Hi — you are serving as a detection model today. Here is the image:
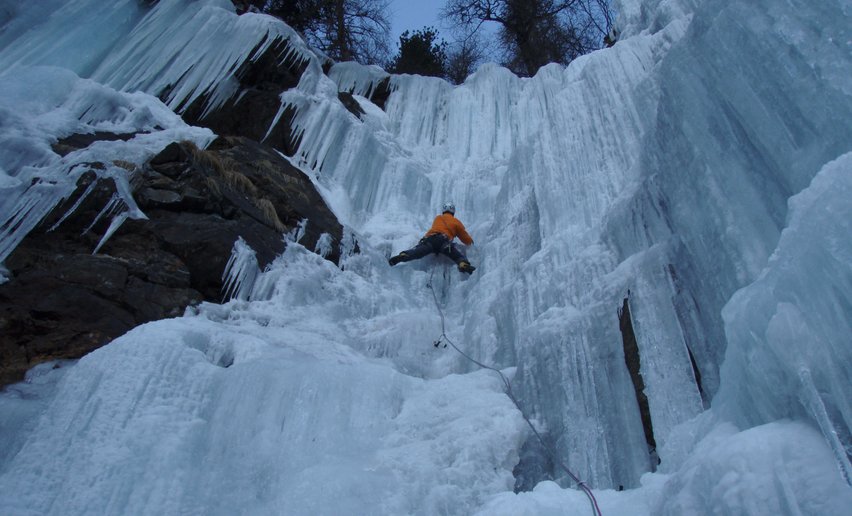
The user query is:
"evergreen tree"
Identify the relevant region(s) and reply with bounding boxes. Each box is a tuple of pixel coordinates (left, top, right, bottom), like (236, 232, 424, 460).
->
(388, 27, 448, 78)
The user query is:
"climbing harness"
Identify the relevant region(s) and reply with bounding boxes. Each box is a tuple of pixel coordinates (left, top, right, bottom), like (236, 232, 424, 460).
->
(426, 268, 603, 516)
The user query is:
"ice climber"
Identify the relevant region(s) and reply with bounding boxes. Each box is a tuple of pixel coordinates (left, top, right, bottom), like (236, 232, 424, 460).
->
(388, 203, 476, 274)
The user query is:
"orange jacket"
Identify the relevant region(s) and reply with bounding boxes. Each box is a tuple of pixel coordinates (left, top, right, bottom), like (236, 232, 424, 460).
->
(425, 213, 473, 245)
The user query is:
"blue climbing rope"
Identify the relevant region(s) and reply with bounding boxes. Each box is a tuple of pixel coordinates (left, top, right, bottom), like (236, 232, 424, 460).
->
(426, 268, 603, 516)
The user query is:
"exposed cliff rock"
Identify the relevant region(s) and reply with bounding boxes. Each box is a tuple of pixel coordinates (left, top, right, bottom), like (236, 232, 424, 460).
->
(179, 31, 393, 155)
(180, 35, 308, 156)
(0, 135, 343, 386)
(363, 76, 393, 111)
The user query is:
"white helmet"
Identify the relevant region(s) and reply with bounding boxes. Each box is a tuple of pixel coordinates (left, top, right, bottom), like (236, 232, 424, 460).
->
(441, 202, 455, 215)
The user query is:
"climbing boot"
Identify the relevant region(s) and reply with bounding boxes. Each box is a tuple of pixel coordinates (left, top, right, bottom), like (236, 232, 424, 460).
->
(458, 261, 476, 274)
(388, 252, 408, 266)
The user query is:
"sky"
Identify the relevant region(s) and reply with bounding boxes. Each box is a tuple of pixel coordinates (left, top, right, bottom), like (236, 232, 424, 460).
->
(387, 0, 500, 62)
(388, 0, 449, 45)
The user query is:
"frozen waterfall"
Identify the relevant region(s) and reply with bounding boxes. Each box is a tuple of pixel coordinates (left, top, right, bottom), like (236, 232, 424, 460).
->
(1, 0, 851, 514)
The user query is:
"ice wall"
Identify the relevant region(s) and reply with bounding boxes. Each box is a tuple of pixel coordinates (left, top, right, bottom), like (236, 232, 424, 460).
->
(1, 0, 851, 514)
(718, 153, 852, 483)
(0, 246, 527, 515)
(609, 0, 852, 397)
(279, 0, 852, 495)
(287, 3, 686, 488)
(603, 0, 852, 480)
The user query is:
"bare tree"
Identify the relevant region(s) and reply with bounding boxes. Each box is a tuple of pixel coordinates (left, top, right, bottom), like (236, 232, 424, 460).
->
(442, 0, 613, 76)
(445, 31, 487, 84)
(262, 0, 391, 65)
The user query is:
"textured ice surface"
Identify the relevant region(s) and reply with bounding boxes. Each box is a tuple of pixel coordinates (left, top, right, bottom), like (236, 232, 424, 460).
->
(1, 0, 851, 514)
(0, 245, 526, 515)
(718, 153, 852, 484)
(477, 420, 852, 516)
(0, 66, 213, 263)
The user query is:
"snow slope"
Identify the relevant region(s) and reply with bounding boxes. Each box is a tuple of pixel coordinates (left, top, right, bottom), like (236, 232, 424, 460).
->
(1, 0, 851, 514)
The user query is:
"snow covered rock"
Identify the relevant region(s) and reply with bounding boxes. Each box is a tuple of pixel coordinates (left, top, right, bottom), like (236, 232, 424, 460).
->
(0, 136, 343, 387)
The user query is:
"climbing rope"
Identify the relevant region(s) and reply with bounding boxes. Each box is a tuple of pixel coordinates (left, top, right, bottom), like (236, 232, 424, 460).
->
(426, 268, 603, 516)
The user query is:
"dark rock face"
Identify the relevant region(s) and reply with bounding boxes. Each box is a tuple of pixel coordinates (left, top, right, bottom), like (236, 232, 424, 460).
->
(618, 294, 658, 470)
(180, 36, 308, 156)
(0, 136, 343, 387)
(338, 91, 366, 119)
(366, 76, 393, 111)
(52, 131, 139, 157)
(180, 33, 395, 158)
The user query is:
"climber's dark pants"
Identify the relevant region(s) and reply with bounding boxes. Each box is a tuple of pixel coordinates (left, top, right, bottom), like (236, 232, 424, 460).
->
(398, 234, 468, 265)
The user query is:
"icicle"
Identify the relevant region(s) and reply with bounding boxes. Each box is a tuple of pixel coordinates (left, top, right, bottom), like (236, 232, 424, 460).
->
(327, 62, 389, 97)
(798, 368, 852, 486)
(92, 212, 128, 255)
(0, 180, 67, 263)
(263, 99, 292, 143)
(82, 194, 121, 236)
(314, 232, 332, 258)
(247, 270, 278, 302)
(88, 0, 316, 116)
(338, 227, 355, 256)
(48, 177, 99, 232)
(76, 163, 147, 248)
(221, 237, 260, 301)
(285, 218, 308, 244)
(106, 164, 147, 220)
